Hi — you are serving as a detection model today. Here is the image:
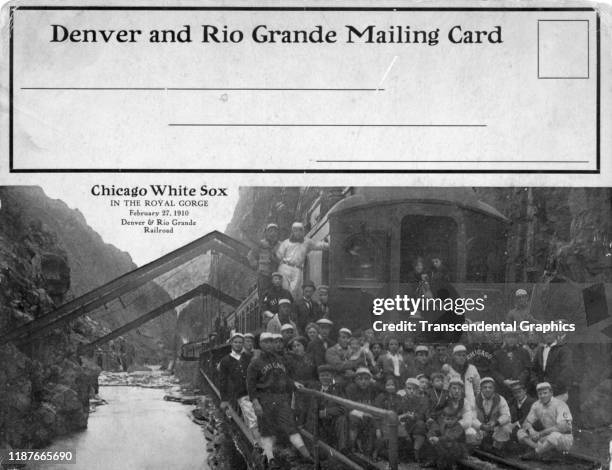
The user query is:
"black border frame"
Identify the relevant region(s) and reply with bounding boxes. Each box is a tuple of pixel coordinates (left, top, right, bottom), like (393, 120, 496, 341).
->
(8, 6, 601, 174)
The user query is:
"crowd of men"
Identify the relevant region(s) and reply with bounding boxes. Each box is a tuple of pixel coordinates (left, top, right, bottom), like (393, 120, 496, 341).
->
(213, 222, 575, 469)
(216, 291, 574, 469)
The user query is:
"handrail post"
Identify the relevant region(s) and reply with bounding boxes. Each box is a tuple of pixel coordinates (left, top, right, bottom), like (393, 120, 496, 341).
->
(311, 393, 320, 469)
(387, 411, 399, 470)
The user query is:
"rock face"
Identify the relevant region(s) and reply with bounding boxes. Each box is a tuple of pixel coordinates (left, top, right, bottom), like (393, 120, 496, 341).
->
(0, 186, 174, 447)
(1, 187, 177, 356)
(474, 188, 612, 285)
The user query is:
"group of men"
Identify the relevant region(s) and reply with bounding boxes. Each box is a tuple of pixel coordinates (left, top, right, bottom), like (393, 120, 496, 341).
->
(213, 222, 576, 468)
(216, 314, 575, 469)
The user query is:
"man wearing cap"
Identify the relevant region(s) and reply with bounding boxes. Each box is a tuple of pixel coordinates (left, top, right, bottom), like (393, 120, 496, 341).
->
(517, 382, 573, 459)
(426, 406, 468, 469)
(309, 364, 348, 451)
(492, 330, 532, 399)
(280, 323, 297, 346)
(218, 333, 261, 442)
(414, 345, 434, 378)
(246, 332, 312, 467)
(430, 343, 450, 373)
(445, 377, 477, 435)
(427, 372, 450, 425)
(473, 377, 512, 449)
(397, 377, 428, 462)
(444, 344, 481, 410)
(276, 222, 329, 299)
(506, 289, 537, 323)
(272, 333, 285, 356)
(508, 381, 536, 441)
(345, 367, 377, 453)
(294, 280, 323, 334)
(307, 318, 335, 367)
(261, 272, 293, 319)
(247, 223, 280, 303)
(242, 332, 260, 361)
(266, 298, 297, 335)
(326, 328, 362, 382)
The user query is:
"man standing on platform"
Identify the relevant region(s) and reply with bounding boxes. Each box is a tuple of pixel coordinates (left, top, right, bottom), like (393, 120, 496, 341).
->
(262, 272, 293, 319)
(247, 223, 280, 303)
(492, 330, 532, 399)
(294, 280, 322, 334)
(318, 285, 331, 319)
(533, 329, 573, 402)
(219, 333, 261, 443)
(307, 318, 335, 367)
(276, 222, 329, 299)
(247, 332, 312, 468)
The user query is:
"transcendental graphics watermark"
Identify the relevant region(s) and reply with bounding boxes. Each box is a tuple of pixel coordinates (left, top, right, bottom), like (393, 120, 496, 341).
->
(372, 319, 576, 333)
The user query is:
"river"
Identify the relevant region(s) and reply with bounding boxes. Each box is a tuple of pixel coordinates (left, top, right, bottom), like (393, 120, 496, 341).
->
(37, 386, 209, 470)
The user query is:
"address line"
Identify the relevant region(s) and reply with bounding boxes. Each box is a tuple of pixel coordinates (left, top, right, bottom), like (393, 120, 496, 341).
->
(168, 123, 487, 127)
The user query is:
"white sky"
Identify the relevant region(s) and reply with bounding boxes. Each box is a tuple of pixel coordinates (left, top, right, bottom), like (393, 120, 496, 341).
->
(40, 177, 240, 266)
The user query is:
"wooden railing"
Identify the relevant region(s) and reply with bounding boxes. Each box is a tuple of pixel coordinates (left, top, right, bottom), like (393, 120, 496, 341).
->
(198, 347, 399, 470)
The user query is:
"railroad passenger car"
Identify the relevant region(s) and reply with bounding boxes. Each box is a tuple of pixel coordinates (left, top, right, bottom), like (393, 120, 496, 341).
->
(226, 187, 513, 337)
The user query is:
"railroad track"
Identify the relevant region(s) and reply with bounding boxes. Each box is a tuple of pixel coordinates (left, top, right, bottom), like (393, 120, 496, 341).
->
(461, 448, 603, 470)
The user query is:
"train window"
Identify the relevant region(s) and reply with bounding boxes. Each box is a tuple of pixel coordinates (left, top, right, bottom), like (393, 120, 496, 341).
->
(465, 214, 507, 282)
(322, 250, 330, 285)
(400, 215, 458, 283)
(341, 232, 387, 281)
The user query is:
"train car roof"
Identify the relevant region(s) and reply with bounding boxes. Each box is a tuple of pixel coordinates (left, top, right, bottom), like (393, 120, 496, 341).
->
(327, 187, 510, 222)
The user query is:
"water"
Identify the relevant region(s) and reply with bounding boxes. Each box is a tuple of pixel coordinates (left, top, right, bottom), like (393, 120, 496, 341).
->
(38, 386, 209, 470)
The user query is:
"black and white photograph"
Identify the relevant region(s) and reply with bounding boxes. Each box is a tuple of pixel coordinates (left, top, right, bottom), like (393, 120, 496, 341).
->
(0, 185, 610, 470)
(1, 1, 611, 470)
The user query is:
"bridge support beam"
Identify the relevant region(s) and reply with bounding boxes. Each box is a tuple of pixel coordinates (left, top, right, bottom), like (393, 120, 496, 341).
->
(79, 283, 241, 353)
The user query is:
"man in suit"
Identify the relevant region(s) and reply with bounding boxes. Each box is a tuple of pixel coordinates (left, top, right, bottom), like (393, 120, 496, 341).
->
(318, 285, 331, 319)
(219, 333, 261, 442)
(307, 318, 336, 367)
(261, 272, 293, 318)
(294, 280, 322, 334)
(492, 330, 532, 399)
(326, 328, 362, 384)
(307, 364, 348, 451)
(247, 223, 280, 303)
(533, 330, 574, 402)
(377, 336, 413, 384)
(508, 381, 536, 442)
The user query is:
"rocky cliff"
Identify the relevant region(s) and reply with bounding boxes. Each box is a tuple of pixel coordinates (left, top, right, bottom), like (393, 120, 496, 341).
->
(0, 186, 175, 448)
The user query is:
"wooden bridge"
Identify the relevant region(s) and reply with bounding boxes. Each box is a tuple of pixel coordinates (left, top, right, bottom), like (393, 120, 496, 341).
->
(0, 230, 254, 350)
